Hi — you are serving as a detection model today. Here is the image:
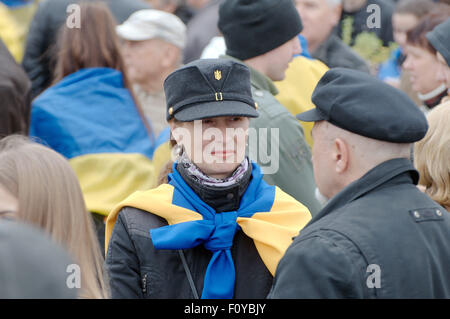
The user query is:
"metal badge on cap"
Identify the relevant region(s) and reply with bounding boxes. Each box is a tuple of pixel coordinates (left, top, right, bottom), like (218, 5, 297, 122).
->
(214, 70, 222, 81)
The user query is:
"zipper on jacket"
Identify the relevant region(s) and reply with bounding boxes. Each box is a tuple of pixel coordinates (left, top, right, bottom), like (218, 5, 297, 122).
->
(142, 273, 147, 294)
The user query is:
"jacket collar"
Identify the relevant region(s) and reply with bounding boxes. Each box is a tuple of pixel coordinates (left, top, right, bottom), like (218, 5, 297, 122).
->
(176, 160, 253, 213)
(312, 33, 339, 62)
(221, 55, 279, 95)
(309, 158, 419, 226)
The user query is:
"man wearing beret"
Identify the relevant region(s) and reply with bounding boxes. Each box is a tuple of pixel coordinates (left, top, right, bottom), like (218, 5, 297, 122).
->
(268, 68, 450, 298)
(218, 0, 322, 216)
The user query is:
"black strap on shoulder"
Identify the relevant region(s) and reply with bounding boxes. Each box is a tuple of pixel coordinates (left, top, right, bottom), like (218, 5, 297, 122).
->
(178, 250, 199, 299)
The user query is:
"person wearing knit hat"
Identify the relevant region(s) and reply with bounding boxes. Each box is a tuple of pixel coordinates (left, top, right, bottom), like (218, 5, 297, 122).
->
(218, 0, 322, 217)
(426, 18, 450, 94)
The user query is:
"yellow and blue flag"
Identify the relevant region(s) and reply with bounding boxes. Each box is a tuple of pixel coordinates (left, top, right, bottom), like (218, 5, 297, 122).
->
(106, 162, 311, 299)
(30, 67, 156, 216)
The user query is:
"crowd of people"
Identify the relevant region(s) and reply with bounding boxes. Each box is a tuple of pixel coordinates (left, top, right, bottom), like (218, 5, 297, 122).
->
(0, 0, 449, 299)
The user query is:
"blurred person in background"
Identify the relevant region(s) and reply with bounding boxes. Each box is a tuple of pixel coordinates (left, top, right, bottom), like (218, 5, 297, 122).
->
(414, 18, 450, 211)
(145, 0, 194, 24)
(403, 8, 450, 112)
(295, 0, 370, 73)
(338, 0, 395, 46)
(378, 0, 434, 99)
(414, 104, 450, 211)
(29, 2, 156, 253)
(116, 9, 186, 141)
(0, 220, 77, 299)
(0, 38, 31, 137)
(183, 0, 223, 63)
(22, 0, 150, 98)
(0, 135, 109, 298)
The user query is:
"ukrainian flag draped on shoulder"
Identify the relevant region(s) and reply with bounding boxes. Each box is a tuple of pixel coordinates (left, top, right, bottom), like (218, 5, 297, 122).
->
(29, 67, 155, 216)
(106, 162, 311, 299)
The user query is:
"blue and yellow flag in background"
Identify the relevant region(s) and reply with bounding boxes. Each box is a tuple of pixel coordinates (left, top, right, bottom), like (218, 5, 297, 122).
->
(30, 67, 157, 216)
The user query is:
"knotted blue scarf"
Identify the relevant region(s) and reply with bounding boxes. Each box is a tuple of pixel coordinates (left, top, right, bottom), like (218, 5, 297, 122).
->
(150, 162, 276, 299)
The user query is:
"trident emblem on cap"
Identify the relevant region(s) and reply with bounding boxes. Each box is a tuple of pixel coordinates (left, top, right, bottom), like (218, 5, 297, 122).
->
(214, 70, 222, 81)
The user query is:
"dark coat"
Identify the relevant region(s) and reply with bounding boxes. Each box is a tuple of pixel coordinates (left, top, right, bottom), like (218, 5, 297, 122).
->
(0, 39, 31, 136)
(105, 207, 273, 299)
(22, 0, 150, 98)
(105, 164, 273, 298)
(337, 0, 394, 47)
(268, 158, 450, 298)
(312, 34, 370, 74)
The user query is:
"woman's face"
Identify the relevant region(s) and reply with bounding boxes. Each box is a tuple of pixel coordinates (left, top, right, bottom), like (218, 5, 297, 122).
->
(403, 45, 444, 94)
(170, 116, 250, 179)
(0, 185, 17, 220)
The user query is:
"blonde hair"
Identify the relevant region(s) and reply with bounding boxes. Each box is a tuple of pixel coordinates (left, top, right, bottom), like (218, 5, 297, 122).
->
(0, 135, 109, 298)
(414, 103, 450, 210)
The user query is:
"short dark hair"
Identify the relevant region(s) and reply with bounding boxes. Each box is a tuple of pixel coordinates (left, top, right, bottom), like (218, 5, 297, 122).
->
(406, 5, 450, 53)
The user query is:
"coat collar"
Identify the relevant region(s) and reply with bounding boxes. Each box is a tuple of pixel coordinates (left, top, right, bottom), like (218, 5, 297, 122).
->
(175, 159, 252, 213)
(221, 55, 279, 96)
(308, 158, 419, 226)
(311, 33, 339, 63)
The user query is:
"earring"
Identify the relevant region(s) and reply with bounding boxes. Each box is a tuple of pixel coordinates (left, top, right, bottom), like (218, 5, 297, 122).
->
(174, 144, 184, 156)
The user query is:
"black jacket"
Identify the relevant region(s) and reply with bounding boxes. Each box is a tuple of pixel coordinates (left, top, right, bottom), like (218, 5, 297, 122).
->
(312, 34, 370, 74)
(105, 164, 273, 298)
(22, 0, 150, 98)
(268, 158, 450, 298)
(0, 39, 31, 136)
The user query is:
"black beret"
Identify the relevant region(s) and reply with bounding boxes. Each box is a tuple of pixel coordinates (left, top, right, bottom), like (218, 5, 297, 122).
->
(218, 0, 303, 61)
(164, 58, 259, 122)
(297, 68, 428, 143)
(426, 18, 450, 66)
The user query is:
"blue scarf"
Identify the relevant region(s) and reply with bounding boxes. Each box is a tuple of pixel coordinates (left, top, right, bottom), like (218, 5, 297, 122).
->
(150, 162, 276, 299)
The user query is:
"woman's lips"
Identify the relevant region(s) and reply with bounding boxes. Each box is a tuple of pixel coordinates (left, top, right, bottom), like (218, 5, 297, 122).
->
(210, 151, 236, 159)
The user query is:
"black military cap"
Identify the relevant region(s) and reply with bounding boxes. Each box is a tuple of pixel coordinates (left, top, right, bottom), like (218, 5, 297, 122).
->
(164, 58, 259, 122)
(297, 68, 428, 143)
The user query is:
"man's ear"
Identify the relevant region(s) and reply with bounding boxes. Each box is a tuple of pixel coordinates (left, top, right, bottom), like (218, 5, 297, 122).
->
(333, 137, 349, 174)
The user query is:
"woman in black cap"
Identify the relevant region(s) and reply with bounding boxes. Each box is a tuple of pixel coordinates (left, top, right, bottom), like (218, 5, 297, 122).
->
(402, 8, 450, 111)
(104, 58, 311, 299)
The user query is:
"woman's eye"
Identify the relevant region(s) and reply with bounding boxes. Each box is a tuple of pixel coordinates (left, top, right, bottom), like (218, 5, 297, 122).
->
(230, 117, 242, 122)
(202, 119, 214, 125)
